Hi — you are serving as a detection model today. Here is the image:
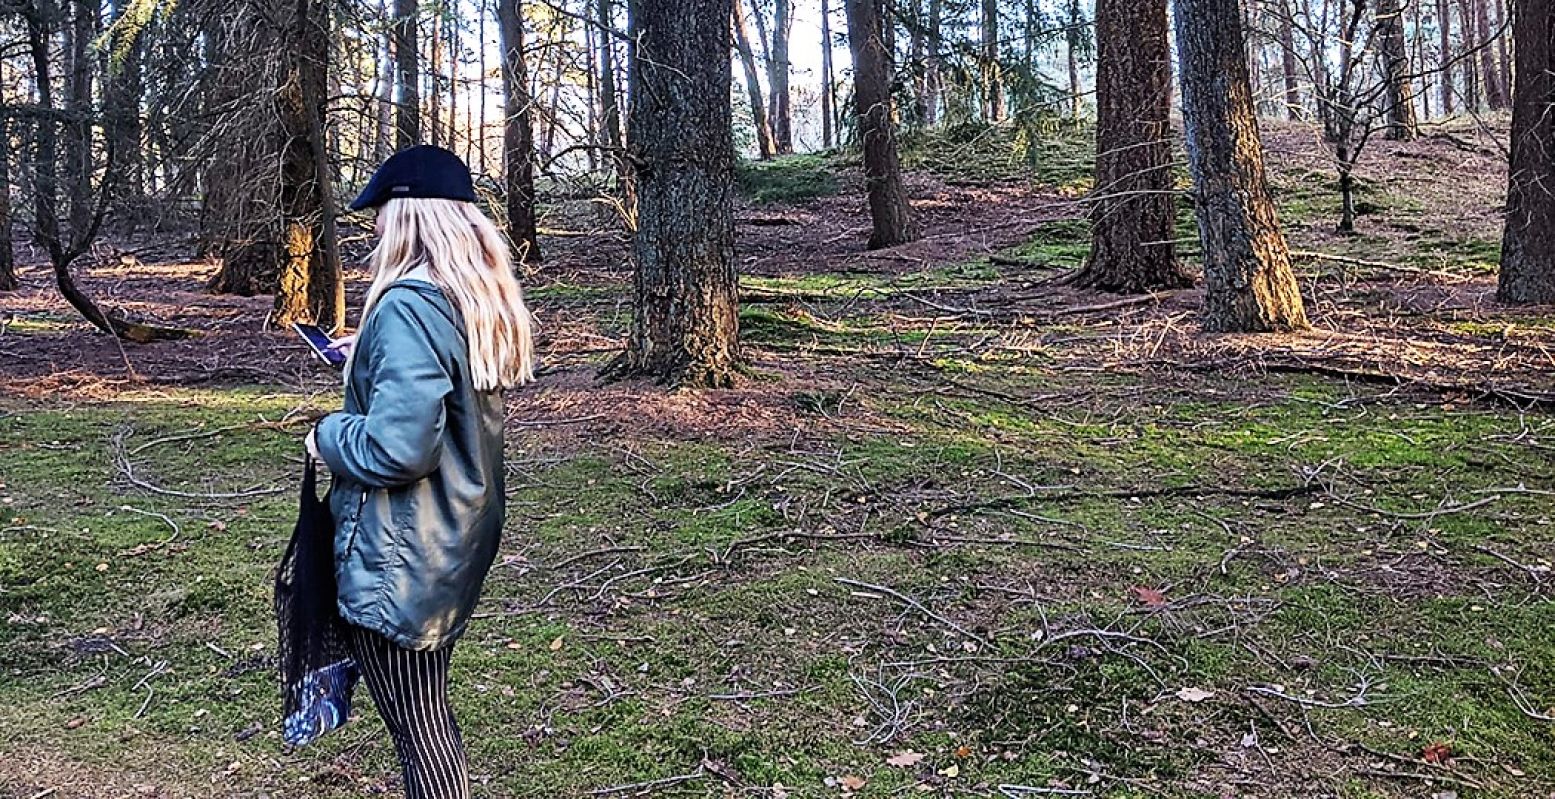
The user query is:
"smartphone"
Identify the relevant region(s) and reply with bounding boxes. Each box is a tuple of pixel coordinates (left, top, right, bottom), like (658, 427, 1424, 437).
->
(292, 323, 347, 367)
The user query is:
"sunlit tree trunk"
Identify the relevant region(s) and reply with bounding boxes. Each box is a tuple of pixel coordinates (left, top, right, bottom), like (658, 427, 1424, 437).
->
(394, 0, 422, 148)
(1378, 0, 1419, 140)
(1077, 0, 1187, 293)
(1498, 0, 1555, 304)
(614, 0, 740, 387)
(847, 0, 919, 249)
(273, 0, 343, 331)
(733, 0, 776, 159)
(768, 0, 794, 153)
(1279, 0, 1300, 119)
(980, 0, 1004, 121)
(821, 0, 836, 146)
(1174, 0, 1310, 332)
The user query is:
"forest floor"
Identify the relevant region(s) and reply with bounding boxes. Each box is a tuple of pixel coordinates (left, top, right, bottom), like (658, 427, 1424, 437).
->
(2, 117, 1553, 799)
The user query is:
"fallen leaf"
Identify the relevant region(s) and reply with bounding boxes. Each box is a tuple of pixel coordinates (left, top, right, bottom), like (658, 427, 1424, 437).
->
(64, 716, 87, 729)
(1131, 586, 1168, 607)
(954, 744, 973, 759)
(937, 764, 960, 778)
(1176, 686, 1215, 703)
(886, 751, 924, 768)
(840, 774, 867, 790)
(548, 636, 564, 652)
(1422, 741, 1454, 764)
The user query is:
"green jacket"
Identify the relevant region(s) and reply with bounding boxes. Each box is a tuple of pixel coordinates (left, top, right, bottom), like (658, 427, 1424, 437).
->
(315, 280, 506, 651)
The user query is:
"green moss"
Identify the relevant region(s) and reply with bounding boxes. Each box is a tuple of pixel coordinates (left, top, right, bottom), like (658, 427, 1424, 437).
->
(737, 154, 840, 204)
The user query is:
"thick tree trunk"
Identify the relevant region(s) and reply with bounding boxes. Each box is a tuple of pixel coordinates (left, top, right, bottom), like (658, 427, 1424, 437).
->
(768, 0, 794, 153)
(1476, 0, 1507, 109)
(1378, 0, 1420, 140)
(847, 0, 919, 249)
(1076, 0, 1188, 294)
(980, 0, 1004, 121)
(1439, 0, 1456, 115)
(395, 0, 422, 148)
(733, 0, 777, 159)
(822, 0, 836, 147)
(1173, 0, 1310, 332)
(273, 0, 343, 331)
(1498, 0, 1555, 304)
(616, 0, 740, 387)
(498, 0, 541, 263)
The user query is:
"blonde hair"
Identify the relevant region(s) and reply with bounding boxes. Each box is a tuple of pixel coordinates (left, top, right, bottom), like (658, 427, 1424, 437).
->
(358, 198, 536, 391)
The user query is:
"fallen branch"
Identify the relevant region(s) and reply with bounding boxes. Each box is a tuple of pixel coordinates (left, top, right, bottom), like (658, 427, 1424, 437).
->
(836, 577, 991, 648)
(1290, 249, 1472, 282)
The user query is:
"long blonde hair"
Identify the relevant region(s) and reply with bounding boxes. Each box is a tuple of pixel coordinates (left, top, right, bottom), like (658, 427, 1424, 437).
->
(359, 198, 536, 391)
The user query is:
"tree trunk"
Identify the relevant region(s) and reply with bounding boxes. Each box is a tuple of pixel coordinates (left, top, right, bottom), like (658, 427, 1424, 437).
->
(847, 0, 919, 249)
(1476, 0, 1507, 109)
(1457, 0, 1482, 111)
(980, 0, 1004, 121)
(0, 108, 14, 291)
(498, 0, 541, 263)
(1498, 0, 1555, 304)
(909, 0, 927, 125)
(273, 0, 343, 331)
(1279, 1, 1300, 120)
(1494, 0, 1512, 108)
(395, 0, 422, 148)
(822, 0, 836, 147)
(1439, 0, 1456, 115)
(615, 0, 740, 387)
(924, 0, 941, 126)
(1077, 0, 1188, 294)
(65, 0, 97, 234)
(1378, 0, 1420, 140)
(1065, 0, 1082, 118)
(768, 0, 794, 153)
(1173, 0, 1310, 332)
(106, 0, 146, 205)
(733, 0, 777, 159)
(376, 0, 396, 160)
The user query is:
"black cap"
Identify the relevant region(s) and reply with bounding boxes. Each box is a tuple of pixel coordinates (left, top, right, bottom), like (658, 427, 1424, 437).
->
(349, 145, 479, 211)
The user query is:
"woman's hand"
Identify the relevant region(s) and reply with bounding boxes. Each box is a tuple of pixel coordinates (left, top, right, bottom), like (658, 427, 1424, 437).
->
(326, 334, 357, 361)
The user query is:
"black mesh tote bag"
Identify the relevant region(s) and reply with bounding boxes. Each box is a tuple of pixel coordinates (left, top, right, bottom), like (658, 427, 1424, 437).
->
(274, 457, 359, 746)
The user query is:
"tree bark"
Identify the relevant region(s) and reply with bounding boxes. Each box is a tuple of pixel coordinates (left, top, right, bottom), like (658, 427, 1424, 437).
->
(1173, 0, 1310, 332)
(273, 0, 343, 331)
(615, 0, 741, 387)
(1493, 0, 1511, 108)
(106, 0, 146, 205)
(1279, 0, 1300, 120)
(1456, 0, 1482, 111)
(923, 0, 941, 126)
(1378, 0, 1420, 140)
(65, 0, 97, 234)
(376, 0, 396, 160)
(980, 0, 1004, 121)
(1475, 0, 1507, 109)
(1498, 0, 1555, 304)
(822, 0, 836, 147)
(1065, 0, 1082, 118)
(1439, 0, 1456, 115)
(395, 0, 422, 148)
(0, 106, 14, 291)
(1076, 0, 1188, 294)
(733, 0, 777, 159)
(768, 0, 794, 153)
(847, 0, 919, 249)
(498, 0, 541, 263)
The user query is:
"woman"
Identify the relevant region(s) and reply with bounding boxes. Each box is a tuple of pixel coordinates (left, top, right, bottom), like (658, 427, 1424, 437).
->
(305, 145, 535, 799)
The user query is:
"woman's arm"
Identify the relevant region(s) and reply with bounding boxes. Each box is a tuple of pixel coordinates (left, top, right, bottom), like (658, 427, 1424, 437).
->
(314, 294, 455, 488)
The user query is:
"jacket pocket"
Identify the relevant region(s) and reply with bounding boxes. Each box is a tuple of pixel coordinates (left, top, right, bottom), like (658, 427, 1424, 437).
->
(337, 489, 369, 559)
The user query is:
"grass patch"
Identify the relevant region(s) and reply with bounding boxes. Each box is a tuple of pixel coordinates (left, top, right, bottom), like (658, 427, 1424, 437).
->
(737, 154, 840, 204)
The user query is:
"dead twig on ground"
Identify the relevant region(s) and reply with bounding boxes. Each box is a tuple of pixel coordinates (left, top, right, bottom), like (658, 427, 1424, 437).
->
(836, 577, 991, 648)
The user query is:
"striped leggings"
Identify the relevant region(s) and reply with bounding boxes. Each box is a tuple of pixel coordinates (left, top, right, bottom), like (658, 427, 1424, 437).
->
(346, 625, 470, 799)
